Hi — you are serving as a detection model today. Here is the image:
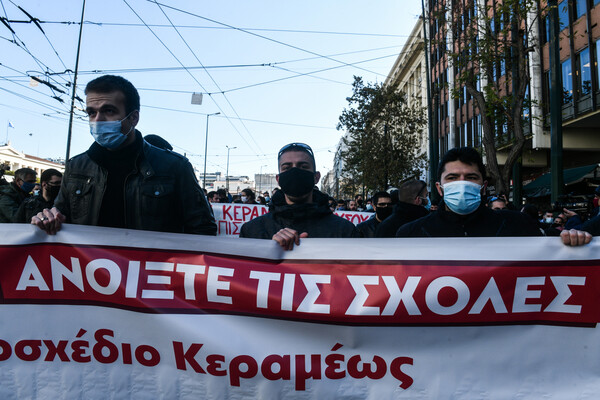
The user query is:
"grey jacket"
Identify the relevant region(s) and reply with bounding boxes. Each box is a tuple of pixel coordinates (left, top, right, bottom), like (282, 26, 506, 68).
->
(54, 134, 217, 235)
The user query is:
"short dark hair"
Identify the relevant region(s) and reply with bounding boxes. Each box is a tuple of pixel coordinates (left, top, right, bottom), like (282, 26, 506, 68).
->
(40, 168, 62, 184)
(207, 190, 217, 199)
(372, 191, 391, 206)
(14, 167, 36, 181)
(85, 75, 140, 114)
(277, 143, 316, 170)
(398, 180, 427, 203)
(437, 147, 486, 182)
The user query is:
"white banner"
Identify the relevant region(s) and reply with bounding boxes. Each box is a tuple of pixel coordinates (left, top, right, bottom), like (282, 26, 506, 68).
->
(1, 224, 599, 399)
(211, 203, 372, 236)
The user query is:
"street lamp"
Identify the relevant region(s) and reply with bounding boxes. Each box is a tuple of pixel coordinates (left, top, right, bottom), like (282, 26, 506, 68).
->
(226, 145, 236, 192)
(202, 112, 220, 189)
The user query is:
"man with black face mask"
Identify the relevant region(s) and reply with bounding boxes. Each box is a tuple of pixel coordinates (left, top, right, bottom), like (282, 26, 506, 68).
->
(395, 147, 591, 246)
(375, 180, 430, 238)
(13, 169, 62, 223)
(356, 191, 392, 238)
(239, 143, 359, 250)
(0, 167, 37, 223)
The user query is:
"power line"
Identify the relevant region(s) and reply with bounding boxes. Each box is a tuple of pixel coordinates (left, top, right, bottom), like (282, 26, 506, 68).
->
(142, 104, 336, 130)
(28, 19, 416, 38)
(152, 0, 264, 154)
(123, 0, 263, 157)
(146, 0, 390, 78)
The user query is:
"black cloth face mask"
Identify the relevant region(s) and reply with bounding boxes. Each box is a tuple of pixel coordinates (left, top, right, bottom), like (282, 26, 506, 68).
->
(278, 167, 315, 197)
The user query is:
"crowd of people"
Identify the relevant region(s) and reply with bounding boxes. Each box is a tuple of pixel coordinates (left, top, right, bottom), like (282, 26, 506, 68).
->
(0, 74, 594, 251)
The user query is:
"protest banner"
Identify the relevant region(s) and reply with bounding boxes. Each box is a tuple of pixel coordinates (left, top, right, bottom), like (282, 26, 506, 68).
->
(1, 224, 599, 398)
(211, 203, 371, 236)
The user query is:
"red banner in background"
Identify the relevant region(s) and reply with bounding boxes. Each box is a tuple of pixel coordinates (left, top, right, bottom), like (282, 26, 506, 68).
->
(210, 203, 372, 236)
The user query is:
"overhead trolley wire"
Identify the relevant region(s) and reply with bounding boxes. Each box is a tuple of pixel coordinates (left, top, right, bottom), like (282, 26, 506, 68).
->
(145, 0, 391, 79)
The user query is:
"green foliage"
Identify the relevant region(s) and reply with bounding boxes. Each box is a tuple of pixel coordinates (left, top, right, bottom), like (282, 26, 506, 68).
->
(337, 76, 426, 195)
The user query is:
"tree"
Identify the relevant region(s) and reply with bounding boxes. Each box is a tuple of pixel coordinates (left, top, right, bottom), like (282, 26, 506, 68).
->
(436, 0, 541, 195)
(337, 76, 426, 197)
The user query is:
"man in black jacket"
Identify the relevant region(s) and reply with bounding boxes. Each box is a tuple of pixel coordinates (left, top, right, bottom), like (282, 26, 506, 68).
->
(356, 191, 392, 238)
(13, 168, 62, 223)
(396, 147, 591, 246)
(240, 143, 359, 249)
(32, 75, 216, 235)
(375, 180, 430, 238)
(0, 167, 36, 223)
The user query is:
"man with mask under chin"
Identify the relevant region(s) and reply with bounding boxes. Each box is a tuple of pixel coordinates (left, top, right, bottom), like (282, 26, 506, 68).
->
(31, 74, 216, 236)
(396, 147, 592, 246)
(239, 142, 359, 250)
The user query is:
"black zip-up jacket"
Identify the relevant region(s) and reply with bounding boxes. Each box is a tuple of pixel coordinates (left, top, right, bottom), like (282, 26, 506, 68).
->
(395, 204, 542, 237)
(375, 201, 429, 238)
(54, 131, 216, 235)
(239, 189, 360, 239)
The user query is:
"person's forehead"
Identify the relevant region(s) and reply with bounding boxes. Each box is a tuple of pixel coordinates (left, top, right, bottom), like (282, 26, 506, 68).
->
(86, 90, 126, 108)
(441, 161, 482, 178)
(278, 150, 314, 167)
(378, 197, 392, 203)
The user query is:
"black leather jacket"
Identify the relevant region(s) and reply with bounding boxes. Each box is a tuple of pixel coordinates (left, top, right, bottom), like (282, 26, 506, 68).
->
(54, 132, 217, 235)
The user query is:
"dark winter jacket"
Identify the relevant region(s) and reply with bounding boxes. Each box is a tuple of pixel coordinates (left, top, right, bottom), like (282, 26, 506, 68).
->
(0, 182, 29, 223)
(356, 216, 379, 238)
(54, 131, 216, 235)
(13, 195, 53, 223)
(375, 201, 429, 238)
(396, 204, 542, 237)
(239, 189, 360, 239)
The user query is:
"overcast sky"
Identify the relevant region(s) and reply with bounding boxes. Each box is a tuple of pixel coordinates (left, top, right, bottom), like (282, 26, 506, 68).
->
(0, 0, 423, 181)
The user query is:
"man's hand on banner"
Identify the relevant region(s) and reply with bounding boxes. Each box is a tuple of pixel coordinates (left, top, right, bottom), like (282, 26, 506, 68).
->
(560, 229, 592, 246)
(31, 207, 66, 235)
(272, 228, 308, 251)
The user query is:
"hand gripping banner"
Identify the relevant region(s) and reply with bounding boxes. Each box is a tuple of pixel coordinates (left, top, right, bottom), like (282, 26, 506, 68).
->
(0, 224, 599, 399)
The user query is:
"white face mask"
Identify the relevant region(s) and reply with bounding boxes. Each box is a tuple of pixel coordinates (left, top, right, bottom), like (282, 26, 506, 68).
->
(241, 196, 248, 202)
(544, 217, 553, 224)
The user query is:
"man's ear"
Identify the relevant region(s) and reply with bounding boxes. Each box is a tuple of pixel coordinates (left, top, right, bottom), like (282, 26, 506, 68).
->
(314, 171, 321, 184)
(129, 110, 140, 127)
(436, 181, 443, 197)
(482, 181, 488, 193)
(276, 174, 280, 185)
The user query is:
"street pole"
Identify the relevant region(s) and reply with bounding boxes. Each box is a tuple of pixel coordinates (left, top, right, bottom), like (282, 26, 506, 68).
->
(65, 0, 86, 161)
(421, 0, 437, 201)
(203, 112, 220, 189)
(259, 164, 267, 193)
(226, 145, 236, 192)
(548, 0, 564, 204)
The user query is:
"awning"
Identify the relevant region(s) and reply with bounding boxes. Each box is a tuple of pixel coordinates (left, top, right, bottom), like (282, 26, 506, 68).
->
(523, 164, 599, 197)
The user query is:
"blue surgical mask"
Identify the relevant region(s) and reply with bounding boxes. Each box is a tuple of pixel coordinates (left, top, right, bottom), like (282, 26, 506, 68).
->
(421, 196, 431, 210)
(442, 181, 482, 215)
(89, 112, 135, 150)
(20, 181, 36, 193)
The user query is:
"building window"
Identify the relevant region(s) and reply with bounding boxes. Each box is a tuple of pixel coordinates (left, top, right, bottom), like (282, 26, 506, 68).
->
(575, 0, 587, 19)
(558, 0, 569, 29)
(562, 59, 573, 104)
(596, 40, 600, 90)
(577, 48, 592, 96)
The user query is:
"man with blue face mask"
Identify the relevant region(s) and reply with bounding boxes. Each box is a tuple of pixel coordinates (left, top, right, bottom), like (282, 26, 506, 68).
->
(32, 75, 216, 236)
(0, 167, 37, 223)
(396, 147, 592, 246)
